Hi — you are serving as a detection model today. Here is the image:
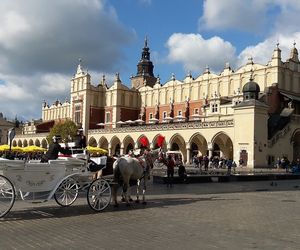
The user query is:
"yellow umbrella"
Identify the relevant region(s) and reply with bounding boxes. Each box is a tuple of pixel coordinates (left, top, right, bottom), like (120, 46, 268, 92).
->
(11, 146, 23, 152)
(85, 145, 108, 154)
(22, 145, 47, 152)
(0, 144, 10, 151)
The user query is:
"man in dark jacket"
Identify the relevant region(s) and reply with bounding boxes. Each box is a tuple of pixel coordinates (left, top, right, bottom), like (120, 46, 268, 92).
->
(74, 130, 87, 148)
(41, 135, 70, 162)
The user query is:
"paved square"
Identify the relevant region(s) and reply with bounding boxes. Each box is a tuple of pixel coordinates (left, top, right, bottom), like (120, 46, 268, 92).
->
(1, 180, 300, 250)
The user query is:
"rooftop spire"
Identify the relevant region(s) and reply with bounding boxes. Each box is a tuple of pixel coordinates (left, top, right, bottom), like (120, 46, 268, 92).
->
(76, 58, 85, 76)
(289, 41, 299, 62)
(136, 37, 154, 76)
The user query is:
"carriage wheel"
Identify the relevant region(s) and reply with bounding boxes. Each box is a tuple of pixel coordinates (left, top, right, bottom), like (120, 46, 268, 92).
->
(54, 177, 79, 207)
(87, 178, 111, 212)
(0, 175, 15, 218)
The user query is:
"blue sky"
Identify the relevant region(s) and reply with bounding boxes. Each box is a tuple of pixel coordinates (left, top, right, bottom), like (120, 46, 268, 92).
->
(1, 0, 300, 121)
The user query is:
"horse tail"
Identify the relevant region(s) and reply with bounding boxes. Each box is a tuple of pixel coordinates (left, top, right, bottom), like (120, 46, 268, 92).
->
(113, 157, 122, 182)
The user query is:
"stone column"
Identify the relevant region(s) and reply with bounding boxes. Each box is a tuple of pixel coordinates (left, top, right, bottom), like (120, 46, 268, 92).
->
(186, 142, 191, 165)
(108, 143, 112, 156)
(208, 142, 213, 159)
(167, 142, 171, 151)
(120, 143, 124, 156)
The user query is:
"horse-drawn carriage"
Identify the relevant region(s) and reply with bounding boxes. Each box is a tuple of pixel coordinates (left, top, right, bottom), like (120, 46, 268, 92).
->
(0, 146, 160, 218)
(0, 154, 112, 218)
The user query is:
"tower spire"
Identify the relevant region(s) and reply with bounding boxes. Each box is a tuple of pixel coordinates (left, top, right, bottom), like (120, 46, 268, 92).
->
(131, 37, 157, 89)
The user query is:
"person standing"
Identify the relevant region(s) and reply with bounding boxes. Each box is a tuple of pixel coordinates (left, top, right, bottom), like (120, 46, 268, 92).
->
(203, 155, 209, 172)
(226, 159, 233, 175)
(75, 130, 87, 148)
(166, 154, 175, 187)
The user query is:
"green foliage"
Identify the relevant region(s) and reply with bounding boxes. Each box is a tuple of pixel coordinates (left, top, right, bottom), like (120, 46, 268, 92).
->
(47, 120, 78, 144)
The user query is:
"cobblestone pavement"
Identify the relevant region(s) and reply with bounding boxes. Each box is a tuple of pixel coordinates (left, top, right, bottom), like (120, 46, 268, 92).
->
(1, 179, 300, 250)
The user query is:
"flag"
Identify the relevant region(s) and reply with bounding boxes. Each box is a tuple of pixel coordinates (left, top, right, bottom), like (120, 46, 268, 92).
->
(157, 135, 165, 147)
(139, 136, 149, 147)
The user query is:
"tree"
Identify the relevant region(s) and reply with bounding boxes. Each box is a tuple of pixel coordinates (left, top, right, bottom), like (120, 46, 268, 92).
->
(47, 119, 78, 144)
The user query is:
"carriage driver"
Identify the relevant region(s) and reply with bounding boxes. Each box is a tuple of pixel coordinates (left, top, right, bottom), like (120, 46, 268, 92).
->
(41, 135, 70, 162)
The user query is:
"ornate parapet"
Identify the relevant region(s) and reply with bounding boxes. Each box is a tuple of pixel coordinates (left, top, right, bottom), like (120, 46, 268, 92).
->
(14, 133, 49, 139)
(89, 119, 234, 134)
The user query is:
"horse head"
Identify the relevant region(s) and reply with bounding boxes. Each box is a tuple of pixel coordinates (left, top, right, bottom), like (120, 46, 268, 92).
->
(143, 148, 160, 169)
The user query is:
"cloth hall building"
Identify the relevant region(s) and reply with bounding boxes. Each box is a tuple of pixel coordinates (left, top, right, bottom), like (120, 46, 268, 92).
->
(14, 40, 300, 168)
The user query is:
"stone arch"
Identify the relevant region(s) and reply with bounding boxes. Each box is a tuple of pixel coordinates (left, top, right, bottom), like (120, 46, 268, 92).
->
(291, 129, 300, 161)
(110, 136, 121, 156)
(23, 139, 28, 147)
(29, 139, 34, 146)
(123, 135, 135, 154)
(12, 140, 17, 146)
(98, 137, 109, 150)
(211, 131, 233, 159)
(152, 134, 167, 151)
(169, 133, 186, 162)
(88, 137, 97, 147)
(41, 139, 48, 149)
(17, 140, 22, 147)
(136, 134, 150, 149)
(189, 132, 208, 157)
(35, 139, 40, 147)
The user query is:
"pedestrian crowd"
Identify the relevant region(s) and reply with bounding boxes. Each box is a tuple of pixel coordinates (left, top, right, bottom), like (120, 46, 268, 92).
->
(192, 155, 237, 174)
(276, 156, 300, 173)
(0, 151, 44, 161)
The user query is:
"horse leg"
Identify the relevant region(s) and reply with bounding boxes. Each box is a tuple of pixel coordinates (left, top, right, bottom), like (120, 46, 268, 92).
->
(122, 189, 133, 202)
(122, 178, 130, 206)
(121, 191, 126, 202)
(142, 177, 147, 205)
(135, 179, 140, 203)
(112, 183, 119, 207)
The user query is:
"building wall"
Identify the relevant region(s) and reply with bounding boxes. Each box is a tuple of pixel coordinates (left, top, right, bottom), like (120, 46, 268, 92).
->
(14, 45, 300, 167)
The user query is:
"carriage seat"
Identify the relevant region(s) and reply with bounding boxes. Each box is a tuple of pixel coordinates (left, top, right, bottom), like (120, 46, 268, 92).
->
(88, 156, 107, 172)
(50, 157, 86, 168)
(0, 158, 25, 170)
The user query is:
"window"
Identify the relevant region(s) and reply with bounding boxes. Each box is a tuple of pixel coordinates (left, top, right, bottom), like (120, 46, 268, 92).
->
(194, 108, 199, 115)
(149, 113, 153, 119)
(211, 103, 218, 113)
(74, 104, 81, 124)
(105, 112, 111, 123)
(178, 110, 182, 116)
(163, 111, 167, 118)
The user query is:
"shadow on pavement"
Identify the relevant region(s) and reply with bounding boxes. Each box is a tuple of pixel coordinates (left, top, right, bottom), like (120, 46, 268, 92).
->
(1, 195, 241, 221)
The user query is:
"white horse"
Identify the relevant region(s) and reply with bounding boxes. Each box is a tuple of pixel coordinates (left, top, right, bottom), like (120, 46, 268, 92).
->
(112, 149, 159, 206)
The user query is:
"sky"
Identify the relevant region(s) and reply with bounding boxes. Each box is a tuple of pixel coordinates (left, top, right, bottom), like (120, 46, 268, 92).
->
(1, 0, 300, 121)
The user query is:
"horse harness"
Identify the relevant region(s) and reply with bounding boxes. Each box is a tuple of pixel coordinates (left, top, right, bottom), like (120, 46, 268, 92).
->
(137, 153, 153, 175)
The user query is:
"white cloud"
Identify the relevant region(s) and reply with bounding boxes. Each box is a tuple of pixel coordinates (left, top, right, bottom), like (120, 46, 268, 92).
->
(0, 0, 135, 120)
(0, 0, 135, 75)
(199, 0, 270, 33)
(166, 33, 236, 74)
(0, 11, 31, 49)
(165, 31, 300, 79)
(199, 0, 300, 35)
(238, 32, 300, 66)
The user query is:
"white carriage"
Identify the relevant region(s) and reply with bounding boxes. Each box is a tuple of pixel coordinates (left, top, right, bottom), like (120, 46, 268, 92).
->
(0, 156, 112, 218)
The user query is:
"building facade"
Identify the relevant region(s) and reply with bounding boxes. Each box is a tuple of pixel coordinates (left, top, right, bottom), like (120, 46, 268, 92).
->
(0, 113, 15, 145)
(14, 40, 300, 168)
